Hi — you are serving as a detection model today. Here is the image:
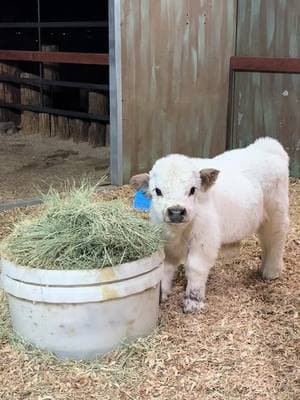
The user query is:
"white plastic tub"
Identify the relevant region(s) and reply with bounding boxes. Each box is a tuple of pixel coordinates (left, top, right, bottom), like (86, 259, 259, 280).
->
(0, 251, 164, 360)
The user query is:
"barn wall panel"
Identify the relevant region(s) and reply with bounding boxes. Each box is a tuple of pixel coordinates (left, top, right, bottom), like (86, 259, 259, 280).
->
(232, 0, 300, 177)
(120, 0, 236, 181)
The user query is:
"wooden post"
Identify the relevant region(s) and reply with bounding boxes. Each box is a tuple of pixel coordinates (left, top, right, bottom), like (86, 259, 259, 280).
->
(88, 91, 108, 146)
(42, 45, 59, 107)
(0, 62, 20, 124)
(20, 72, 40, 134)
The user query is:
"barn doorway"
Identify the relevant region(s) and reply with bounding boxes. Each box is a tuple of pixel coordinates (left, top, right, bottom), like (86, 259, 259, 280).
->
(0, 0, 109, 203)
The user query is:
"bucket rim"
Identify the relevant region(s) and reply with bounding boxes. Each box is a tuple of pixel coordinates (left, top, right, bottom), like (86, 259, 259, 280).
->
(0, 249, 165, 286)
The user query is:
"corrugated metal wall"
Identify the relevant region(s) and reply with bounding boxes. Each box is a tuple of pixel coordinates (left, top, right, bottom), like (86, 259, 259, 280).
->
(232, 0, 300, 177)
(120, 0, 236, 182)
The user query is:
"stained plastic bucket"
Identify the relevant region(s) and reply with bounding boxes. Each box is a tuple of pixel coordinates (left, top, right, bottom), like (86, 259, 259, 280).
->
(0, 251, 164, 360)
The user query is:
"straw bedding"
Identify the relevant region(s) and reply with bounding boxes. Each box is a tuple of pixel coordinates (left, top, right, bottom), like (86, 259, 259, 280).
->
(0, 180, 299, 400)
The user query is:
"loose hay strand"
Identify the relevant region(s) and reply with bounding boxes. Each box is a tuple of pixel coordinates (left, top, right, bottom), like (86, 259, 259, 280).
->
(1, 182, 163, 269)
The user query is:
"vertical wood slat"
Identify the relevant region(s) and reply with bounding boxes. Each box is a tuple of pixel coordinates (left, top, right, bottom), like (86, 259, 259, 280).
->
(69, 118, 89, 143)
(20, 72, 40, 134)
(57, 116, 70, 140)
(88, 92, 108, 147)
(42, 45, 60, 107)
(50, 115, 59, 137)
(0, 62, 20, 124)
(39, 113, 51, 136)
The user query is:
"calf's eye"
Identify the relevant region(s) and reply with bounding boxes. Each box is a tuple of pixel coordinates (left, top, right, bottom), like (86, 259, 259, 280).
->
(189, 187, 196, 196)
(155, 188, 163, 196)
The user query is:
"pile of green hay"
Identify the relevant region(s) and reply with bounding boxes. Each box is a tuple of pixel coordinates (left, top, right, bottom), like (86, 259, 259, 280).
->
(1, 183, 163, 270)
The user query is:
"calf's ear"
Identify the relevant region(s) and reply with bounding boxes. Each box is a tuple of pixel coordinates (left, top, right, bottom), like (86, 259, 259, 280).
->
(129, 173, 150, 190)
(200, 168, 220, 191)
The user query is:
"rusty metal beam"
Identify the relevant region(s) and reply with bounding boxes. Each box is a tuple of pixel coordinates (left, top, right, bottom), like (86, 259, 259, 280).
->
(0, 50, 109, 65)
(230, 56, 300, 74)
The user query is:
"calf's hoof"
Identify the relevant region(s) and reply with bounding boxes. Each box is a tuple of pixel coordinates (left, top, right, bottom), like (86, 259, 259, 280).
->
(183, 298, 205, 313)
(159, 286, 171, 304)
(261, 268, 281, 281)
(260, 263, 282, 281)
(182, 289, 205, 313)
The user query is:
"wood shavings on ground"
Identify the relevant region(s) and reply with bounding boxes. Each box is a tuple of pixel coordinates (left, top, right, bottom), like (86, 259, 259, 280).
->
(0, 180, 299, 400)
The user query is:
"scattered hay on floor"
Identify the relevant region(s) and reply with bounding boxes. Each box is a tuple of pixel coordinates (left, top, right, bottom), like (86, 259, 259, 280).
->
(0, 180, 299, 400)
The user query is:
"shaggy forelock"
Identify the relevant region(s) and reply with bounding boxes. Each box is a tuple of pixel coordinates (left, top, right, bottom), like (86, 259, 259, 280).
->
(150, 155, 198, 192)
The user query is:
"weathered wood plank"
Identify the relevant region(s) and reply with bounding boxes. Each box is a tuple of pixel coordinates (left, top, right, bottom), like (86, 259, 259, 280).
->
(0, 62, 20, 124)
(42, 45, 60, 107)
(0, 50, 109, 65)
(231, 56, 300, 74)
(232, 0, 300, 177)
(120, 0, 236, 181)
(20, 72, 40, 134)
(87, 92, 107, 146)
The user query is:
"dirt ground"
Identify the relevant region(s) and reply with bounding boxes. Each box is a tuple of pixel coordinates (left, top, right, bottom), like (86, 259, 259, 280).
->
(0, 131, 109, 202)
(0, 181, 299, 400)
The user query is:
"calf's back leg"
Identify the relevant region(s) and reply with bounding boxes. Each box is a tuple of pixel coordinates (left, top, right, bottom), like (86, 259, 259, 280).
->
(258, 180, 289, 280)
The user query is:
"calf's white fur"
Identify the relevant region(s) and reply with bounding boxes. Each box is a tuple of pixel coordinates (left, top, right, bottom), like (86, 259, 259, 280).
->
(130, 137, 289, 313)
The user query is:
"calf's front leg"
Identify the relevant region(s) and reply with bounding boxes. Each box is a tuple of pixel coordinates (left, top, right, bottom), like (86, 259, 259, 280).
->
(160, 260, 177, 302)
(183, 249, 217, 313)
(160, 243, 185, 302)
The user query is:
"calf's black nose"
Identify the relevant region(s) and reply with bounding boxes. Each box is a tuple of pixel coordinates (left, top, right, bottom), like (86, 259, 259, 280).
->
(167, 206, 186, 223)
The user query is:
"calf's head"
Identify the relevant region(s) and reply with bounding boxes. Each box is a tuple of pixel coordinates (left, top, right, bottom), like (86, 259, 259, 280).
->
(130, 155, 219, 225)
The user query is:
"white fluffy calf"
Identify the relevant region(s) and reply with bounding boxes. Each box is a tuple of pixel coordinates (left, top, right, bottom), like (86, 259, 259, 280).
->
(130, 138, 289, 313)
